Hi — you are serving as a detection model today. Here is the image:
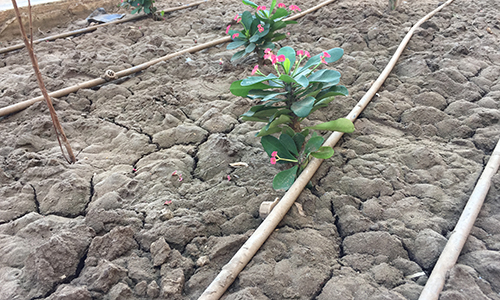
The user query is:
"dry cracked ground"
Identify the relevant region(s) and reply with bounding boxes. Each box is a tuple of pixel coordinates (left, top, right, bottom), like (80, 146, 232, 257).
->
(1, 0, 500, 299)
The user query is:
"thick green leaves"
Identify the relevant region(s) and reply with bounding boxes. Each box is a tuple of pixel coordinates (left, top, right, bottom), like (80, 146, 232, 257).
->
(231, 50, 246, 61)
(311, 146, 334, 159)
(323, 48, 344, 64)
(261, 135, 295, 160)
(230, 80, 270, 96)
(279, 74, 296, 84)
(280, 133, 298, 155)
(242, 0, 258, 8)
(227, 40, 247, 50)
(273, 166, 298, 191)
(304, 135, 324, 154)
(306, 118, 355, 133)
(308, 69, 341, 84)
(316, 85, 349, 100)
(292, 132, 305, 151)
(242, 74, 278, 86)
(256, 126, 282, 137)
(271, 7, 288, 20)
(245, 43, 256, 53)
(291, 96, 315, 118)
(295, 74, 309, 88)
(241, 11, 253, 29)
(261, 92, 287, 102)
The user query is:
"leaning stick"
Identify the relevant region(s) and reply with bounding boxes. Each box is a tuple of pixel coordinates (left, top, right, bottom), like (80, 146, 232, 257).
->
(0, 0, 209, 54)
(11, 0, 76, 163)
(198, 0, 456, 299)
(0, 0, 333, 117)
(418, 139, 500, 300)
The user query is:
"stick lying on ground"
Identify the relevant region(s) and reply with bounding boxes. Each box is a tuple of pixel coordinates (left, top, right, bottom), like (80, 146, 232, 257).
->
(418, 139, 500, 300)
(11, 0, 76, 163)
(198, 0, 456, 298)
(0, 0, 209, 54)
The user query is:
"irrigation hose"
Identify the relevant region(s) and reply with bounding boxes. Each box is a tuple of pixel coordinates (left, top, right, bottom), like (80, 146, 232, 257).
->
(0, 0, 209, 55)
(198, 0, 456, 299)
(418, 140, 500, 300)
(0, 0, 334, 117)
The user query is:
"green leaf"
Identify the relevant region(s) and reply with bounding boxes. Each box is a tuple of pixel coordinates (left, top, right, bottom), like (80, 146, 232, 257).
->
(242, 74, 278, 86)
(230, 80, 271, 97)
(261, 92, 287, 102)
(269, 0, 277, 13)
(131, 6, 141, 14)
(227, 40, 247, 50)
(283, 58, 291, 74)
(271, 20, 286, 31)
(273, 166, 299, 191)
(241, 11, 253, 29)
(304, 136, 324, 154)
(308, 69, 341, 84)
(277, 46, 296, 67)
(279, 74, 296, 84)
(311, 146, 334, 159)
(231, 50, 247, 61)
(245, 43, 256, 53)
(316, 85, 349, 100)
(242, 0, 258, 8)
(290, 96, 315, 118)
(282, 125, 295, 137)
(261, 135, 295, 160)
(241, 116, 268, 122)
(306, 118, 355, 133)
(293, 133, 305, 150)
(256, 126, 282, 137)
(280, 133, 298, 155)
(242, 106, 279, 118)
(271, 7, 289, 20)
(295, 74, 309, 88)
(323, 48, 344, 64)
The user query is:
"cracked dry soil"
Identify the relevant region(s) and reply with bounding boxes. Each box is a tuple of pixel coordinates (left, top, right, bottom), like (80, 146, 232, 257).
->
(1, 0, 500, 299)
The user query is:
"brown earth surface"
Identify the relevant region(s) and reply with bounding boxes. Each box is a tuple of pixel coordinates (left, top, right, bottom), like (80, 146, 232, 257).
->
(1, 0, 500, 299)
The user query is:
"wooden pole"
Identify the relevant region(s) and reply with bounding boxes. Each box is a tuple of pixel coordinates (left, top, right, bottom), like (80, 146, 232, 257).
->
(11, 0, 76, 163)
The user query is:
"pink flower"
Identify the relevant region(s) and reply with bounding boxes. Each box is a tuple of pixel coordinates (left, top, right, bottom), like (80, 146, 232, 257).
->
(323, 51, 331, 58)
(305, 51, 311, 58)
(227, 175, 231, 181)
(164, 200, 172, 205)
(178, 175, 183, 182)
(271, 151, 278, 157)
(277, 3, 286, 8)
(270, 157, 277, 165)
(232, 33, 239, 39)
(172, 170, 177, 176)
(271, 54, 278, 65)
(258, 24, 264, 33)
(320, 55, 328, 64)
(237, 17, 242, 23)
(257, 5, 266, 11)
(264, 48, 272, 54)
(251, 65, 259, 75)
(234, 14, 239, 21)
(289, 4, 301, 11)
(226, 25, 231, 34)
(137, 3, 140, 5)
(297, 50, 304, 56)
(277, 55, 285, 62)
(132, 168, 137, 173)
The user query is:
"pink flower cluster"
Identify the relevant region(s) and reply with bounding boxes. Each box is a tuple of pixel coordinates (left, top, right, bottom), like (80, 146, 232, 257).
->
(263, 48, 285, 65)
(251, 65, 259, 75)
(297, 49, 311, 58)
(289, 4, 301, 11)
(172, 170, 183, 182)
(320, 51, 331, 64)
(234, 14, 242, 23)
(257, 5, 266, 11)
(258, 24, 264, 33)
(270, 151, 278, 165)
(277, 3, 286, 8)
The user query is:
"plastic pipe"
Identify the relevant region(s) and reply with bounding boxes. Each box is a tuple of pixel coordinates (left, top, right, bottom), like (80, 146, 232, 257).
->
(418, 139, 500, 300)
(0, 0, 209, 54)
(198, 0, 456, 299)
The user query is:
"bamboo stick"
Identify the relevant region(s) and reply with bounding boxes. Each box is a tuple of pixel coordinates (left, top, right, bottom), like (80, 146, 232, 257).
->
(0, 0, 209, 54)
(198, 0, 456, 299)
(418, 140, 500, 300)
(11, 0, 76, 163)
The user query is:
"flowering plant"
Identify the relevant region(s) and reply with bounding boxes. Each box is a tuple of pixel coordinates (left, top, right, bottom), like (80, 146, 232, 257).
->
(120, 0, 158, 15)
(226, 0, 299, 61)
(231, 47, 355, 190)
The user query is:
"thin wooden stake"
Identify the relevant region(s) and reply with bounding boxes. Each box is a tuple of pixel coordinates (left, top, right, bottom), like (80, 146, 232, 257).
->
(11, 0, 76, 163)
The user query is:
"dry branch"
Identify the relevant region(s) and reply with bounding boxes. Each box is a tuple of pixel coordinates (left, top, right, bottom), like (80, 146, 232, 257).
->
(11, 0, 76, 163)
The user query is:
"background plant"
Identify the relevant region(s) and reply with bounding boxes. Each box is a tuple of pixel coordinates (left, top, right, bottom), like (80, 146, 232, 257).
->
(120, 0, 159, 15)
(231, 46, 355, 190)
(226, 0, 299, 61)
